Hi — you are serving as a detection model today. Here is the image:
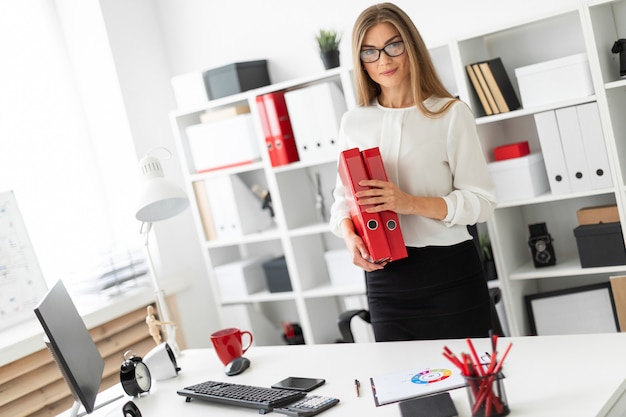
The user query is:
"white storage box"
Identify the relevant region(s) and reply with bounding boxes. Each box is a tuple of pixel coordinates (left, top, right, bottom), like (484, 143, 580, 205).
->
(214, 257, 270, 299)
(515, 53, 594, 108)
(487, 153, 549, 202)
(324, 249, 365, 289)
(186, 113, 261, 173)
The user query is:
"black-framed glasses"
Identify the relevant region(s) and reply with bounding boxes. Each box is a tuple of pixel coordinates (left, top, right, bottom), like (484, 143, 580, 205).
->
(360, 41, 405, 63)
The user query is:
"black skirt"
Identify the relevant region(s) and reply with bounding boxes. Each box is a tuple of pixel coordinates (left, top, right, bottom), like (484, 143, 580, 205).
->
(365, 240, 492, 342)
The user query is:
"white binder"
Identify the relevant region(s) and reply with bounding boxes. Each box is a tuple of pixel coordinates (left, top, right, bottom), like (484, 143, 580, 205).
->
(284, 82, 347, 163)
(555, 106, 592, 193)
(576, 102, 613, 190)
(534, 110, 571, 194)
(204, 175, 273, 239)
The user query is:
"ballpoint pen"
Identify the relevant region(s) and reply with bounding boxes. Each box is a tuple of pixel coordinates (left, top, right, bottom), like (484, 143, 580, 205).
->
(354, 379, 360, 397)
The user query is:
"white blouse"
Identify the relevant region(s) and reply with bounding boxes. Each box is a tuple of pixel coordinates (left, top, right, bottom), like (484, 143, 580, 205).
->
(329, 96, 497, 248)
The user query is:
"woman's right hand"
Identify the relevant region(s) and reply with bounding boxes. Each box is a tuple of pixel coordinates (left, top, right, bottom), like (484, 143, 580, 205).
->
(341, 219, 387, 272)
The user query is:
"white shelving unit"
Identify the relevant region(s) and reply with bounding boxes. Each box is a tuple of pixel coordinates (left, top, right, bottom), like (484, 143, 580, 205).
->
(170, 0, 626, 344)
(457, 0, 626, 337)
(171, 67, 365, 345)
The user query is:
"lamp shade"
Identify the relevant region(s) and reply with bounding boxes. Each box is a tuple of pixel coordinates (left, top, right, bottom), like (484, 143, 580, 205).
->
(136, 153, 189, 222)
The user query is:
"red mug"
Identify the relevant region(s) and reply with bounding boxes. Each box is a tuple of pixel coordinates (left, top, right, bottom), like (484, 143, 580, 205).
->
(210, 327, 254, 365)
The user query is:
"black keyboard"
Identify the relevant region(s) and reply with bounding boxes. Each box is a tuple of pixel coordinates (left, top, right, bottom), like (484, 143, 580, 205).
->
(177, 380, 339, 416)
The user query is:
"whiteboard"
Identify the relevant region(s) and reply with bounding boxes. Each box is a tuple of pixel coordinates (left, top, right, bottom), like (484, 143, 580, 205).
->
(0, 191, 48, 330)
(526, 283, 619, 336)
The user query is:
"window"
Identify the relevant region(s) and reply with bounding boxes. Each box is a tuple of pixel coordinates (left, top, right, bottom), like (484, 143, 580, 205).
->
(0, 2, 143, 300)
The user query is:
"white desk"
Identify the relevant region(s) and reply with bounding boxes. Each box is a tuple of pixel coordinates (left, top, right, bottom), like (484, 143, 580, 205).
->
(70, 333, 626, 417)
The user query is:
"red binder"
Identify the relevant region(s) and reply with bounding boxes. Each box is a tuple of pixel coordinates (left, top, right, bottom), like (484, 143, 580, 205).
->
(261, 91, 300, 167)
(361, 147, 408, 261)
(255, 95, 280, 167)
(338, 148, 391, 263)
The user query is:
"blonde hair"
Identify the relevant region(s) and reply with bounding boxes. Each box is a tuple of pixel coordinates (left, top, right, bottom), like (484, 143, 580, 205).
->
(351, 2, 456, 116)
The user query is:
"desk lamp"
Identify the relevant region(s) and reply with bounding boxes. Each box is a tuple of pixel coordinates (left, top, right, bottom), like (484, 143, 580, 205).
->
(135, 147, 189, 357)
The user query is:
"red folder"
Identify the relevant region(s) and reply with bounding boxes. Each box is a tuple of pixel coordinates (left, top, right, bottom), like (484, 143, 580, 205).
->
(361, 147, 408, 261)
(261, 91, 300, 167)
(255, 95, 280, 167)
(338, 148, 391, 263)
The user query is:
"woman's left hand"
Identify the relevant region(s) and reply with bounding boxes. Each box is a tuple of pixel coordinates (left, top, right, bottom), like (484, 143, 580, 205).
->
(355, 179, 413, 214)
(356, 179, 448, 220)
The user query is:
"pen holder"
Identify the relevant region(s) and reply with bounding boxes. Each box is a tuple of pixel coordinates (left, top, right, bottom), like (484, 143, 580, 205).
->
(464, 371, 510, 417)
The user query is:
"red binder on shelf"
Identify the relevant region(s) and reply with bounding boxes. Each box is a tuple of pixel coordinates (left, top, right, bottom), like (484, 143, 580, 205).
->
(361, 147, 408, 261)
(259, 91, 300, 167)
(255, 95, 280, 167)
(338, 148, 391, 263)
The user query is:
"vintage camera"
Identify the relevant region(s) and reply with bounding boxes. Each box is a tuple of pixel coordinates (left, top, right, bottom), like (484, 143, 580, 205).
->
(528, 223, 556, 267)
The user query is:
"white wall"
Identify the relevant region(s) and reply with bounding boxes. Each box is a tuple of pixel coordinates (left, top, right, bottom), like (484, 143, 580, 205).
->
(97, 0, 219, 348)
(154, 0, 585, 83)
(84, 0, 587, 348)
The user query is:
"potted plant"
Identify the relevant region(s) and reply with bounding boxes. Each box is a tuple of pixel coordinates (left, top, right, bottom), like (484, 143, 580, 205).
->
(479, 233, 498, 281)
(316, 29, 341, 70)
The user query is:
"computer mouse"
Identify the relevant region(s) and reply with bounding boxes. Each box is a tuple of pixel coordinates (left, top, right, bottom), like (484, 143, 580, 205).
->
(224, 356, 250, 376)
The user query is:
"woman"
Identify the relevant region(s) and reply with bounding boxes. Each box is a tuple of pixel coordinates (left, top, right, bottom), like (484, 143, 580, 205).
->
(329, 3, 497, 342)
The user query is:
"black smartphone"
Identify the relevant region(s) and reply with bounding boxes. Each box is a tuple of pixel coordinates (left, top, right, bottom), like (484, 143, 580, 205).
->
(271, 377, 326, 392)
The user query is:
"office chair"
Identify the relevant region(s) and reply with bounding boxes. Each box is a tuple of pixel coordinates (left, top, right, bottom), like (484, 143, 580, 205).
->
(336, 287, 505, 343)
(337, 309, 371, 343)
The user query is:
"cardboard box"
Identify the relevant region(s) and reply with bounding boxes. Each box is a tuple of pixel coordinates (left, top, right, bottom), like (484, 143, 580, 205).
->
(214, 257, 270, 299)
(203, 60, 270, 100)
(573, 222, 626, 268)
(577, 204, 620, 225)
(610, 275, 626, 332)
(261, 256, 292, 293)
(515, 53, 594, 108)
(324, 249, 366, 289)
(487, 153, 550, 202)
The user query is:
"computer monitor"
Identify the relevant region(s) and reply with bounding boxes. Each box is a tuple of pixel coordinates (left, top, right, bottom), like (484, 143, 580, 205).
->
(33, 280, 104, 416)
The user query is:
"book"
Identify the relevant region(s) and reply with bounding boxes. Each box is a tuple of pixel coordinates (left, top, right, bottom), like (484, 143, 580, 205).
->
(477, 58, 521, 113)
(338, 148, 392, 263)
(465, 64, 492, 115)
(398, 392, 458, 417)
(361, 147, 408, 261)
(472, 63, 499, 114)
(370, 362, 465, 406)
(192, 181, 217, 241)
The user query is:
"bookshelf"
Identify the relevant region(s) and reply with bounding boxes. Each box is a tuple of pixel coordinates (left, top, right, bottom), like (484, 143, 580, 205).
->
(456, 0, 626, 336)
(170, 0, 626, 343)
(170, 67, 363, 345)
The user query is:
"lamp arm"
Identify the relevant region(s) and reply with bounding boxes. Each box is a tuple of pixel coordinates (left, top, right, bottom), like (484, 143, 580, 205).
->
(140, 221, 179, 356)
(141, 222, 162, 294)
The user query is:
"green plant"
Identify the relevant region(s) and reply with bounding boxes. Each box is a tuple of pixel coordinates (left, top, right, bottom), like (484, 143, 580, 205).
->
(316, 29, 341, 53)
(479, 233, 493, 262)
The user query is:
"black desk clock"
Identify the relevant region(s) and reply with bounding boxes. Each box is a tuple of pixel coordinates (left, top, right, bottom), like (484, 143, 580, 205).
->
(120, 351, 152, 397)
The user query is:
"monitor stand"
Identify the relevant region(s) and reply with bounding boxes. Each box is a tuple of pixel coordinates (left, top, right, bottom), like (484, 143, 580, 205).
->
(68, 394, 124, 417)
(69, 401, 80, 417)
